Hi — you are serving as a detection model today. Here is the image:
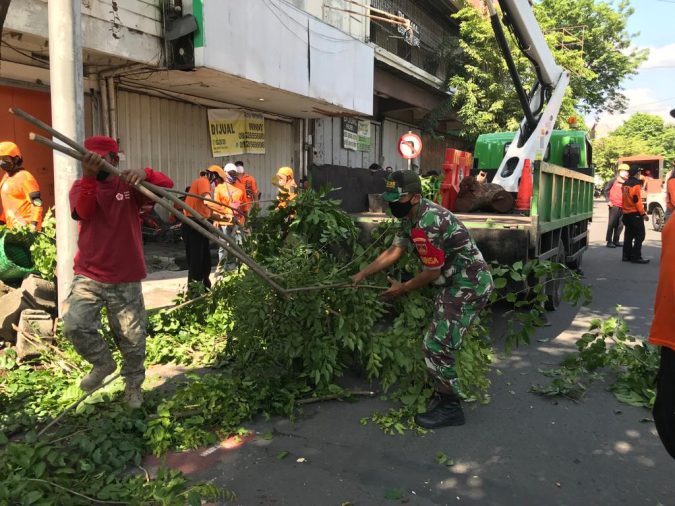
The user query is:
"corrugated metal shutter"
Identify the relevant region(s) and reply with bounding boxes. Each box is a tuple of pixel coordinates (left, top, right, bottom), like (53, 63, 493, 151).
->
(381, 119, 422, 172)
(313, 118, 380, 169)
(116, 90, 295, 202)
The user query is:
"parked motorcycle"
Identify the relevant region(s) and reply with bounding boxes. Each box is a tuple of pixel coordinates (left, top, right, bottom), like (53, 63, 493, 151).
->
(140, 202, 182, 243)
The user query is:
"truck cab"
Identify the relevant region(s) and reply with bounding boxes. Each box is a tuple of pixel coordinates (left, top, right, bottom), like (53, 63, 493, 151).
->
(616, 155, 666, 231)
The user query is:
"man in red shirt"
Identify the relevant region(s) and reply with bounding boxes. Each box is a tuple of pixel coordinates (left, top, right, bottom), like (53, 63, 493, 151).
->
(603, 164, 628, 248)
(0, 141, 43, 230)
(62, 136, 173, 408)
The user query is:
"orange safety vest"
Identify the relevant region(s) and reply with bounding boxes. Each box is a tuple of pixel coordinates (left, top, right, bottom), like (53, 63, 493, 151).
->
(0, 169, 42, 229)
(211, 182, 243, 226)
(649, 216, 675, 351)
(621, 178, 645, 215)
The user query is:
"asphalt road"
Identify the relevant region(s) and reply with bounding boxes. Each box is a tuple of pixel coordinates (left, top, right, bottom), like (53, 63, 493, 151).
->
(199, 201, 672, 506)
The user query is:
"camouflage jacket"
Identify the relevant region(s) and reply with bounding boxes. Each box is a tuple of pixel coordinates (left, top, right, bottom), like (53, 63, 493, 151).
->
(393, 199, 492, 288)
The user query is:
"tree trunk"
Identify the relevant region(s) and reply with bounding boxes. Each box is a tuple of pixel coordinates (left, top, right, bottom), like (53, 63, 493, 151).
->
(455, 176, 514, 213)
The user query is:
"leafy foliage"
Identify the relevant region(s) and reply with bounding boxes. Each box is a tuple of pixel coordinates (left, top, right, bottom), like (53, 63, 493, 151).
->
(432, 1, 645, 140)
(4, 208, 57, 281)
(531, 309, 659, 407)
(593, 113, 675, 180)
(0, 190, 592, 502)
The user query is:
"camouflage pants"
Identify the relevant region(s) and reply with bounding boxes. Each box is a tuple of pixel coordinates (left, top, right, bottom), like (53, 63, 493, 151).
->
(423, 271, 494, 396)
(62, 275, 147, 386)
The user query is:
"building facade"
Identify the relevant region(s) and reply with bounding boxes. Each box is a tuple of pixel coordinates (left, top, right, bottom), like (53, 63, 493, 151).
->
(0, 0, 470, 211)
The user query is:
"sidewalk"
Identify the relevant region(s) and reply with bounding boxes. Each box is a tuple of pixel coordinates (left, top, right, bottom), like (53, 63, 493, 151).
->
(142, 240, 218, 310)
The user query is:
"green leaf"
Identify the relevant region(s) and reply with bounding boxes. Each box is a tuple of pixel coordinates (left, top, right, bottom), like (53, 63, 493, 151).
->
(276, 451, 289, 460)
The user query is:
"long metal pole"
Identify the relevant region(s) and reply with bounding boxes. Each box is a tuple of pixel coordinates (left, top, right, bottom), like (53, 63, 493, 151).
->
(48, 0, 84, 313)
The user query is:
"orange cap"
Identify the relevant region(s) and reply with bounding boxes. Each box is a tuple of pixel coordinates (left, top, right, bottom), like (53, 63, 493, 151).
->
(0, 141, 21, 158)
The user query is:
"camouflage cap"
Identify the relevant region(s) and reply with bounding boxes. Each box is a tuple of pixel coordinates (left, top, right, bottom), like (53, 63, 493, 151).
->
(382, 170, 422, 202)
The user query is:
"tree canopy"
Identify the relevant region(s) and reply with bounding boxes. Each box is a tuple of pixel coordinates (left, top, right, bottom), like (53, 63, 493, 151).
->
(593, 113, 675, 180)
(437, 0, 646, 141)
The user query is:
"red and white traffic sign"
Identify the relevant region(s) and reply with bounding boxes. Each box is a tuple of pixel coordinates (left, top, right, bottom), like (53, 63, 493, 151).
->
(398, 132, 422, 160)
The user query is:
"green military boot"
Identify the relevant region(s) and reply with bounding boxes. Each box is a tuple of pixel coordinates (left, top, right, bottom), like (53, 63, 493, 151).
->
(79, 360, 116, 392)
(124, 382, 144, 409)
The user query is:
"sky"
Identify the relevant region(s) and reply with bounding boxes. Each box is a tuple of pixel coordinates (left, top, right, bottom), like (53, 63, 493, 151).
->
(592, 0, 675, 136)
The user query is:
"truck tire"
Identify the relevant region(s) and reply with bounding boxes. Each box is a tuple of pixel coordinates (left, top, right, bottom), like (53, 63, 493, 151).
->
(544, 241, 566, 311)
(652, 205, 665, 232)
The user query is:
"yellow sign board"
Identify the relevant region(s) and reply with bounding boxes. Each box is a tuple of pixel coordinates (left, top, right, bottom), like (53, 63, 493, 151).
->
(207, 109, 265, 157)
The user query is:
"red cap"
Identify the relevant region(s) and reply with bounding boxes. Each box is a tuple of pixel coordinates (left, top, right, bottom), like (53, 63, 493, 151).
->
(84, 136, 119, 156)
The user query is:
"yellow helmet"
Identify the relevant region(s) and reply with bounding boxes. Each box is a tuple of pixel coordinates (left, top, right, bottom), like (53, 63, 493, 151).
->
(0, 141, 21, 158)
(277, 166, 294, 179)
(618, 163, 630, 173)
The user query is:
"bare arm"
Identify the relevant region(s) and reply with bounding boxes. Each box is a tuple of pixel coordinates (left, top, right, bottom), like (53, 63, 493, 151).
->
(351, 245, 405, 284)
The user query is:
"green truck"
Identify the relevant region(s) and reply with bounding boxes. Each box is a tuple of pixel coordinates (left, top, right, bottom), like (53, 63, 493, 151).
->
(465, 129, 594, 269)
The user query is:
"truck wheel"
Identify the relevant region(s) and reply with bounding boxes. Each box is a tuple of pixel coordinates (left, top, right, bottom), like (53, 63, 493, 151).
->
(544, 241, 566, 311)
(652, 205, 665, 232)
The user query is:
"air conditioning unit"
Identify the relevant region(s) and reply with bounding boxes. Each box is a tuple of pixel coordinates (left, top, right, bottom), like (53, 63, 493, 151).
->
(162, 0, 198, 71)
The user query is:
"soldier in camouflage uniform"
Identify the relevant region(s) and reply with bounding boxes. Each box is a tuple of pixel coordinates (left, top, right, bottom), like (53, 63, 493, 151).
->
(352, 170, 493, 428)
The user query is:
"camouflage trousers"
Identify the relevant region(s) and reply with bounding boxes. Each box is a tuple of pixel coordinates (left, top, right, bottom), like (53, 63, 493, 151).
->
(62, 275, 147, 386)
(423, 271, 494, 396)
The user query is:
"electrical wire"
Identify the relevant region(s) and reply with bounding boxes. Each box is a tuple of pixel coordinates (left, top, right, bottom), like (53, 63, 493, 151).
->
(260, 0, 349, 55)
(264, 0, 360, 44)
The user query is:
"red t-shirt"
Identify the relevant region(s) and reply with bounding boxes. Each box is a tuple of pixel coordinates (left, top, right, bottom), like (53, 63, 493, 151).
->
(69, 169, 173, 283)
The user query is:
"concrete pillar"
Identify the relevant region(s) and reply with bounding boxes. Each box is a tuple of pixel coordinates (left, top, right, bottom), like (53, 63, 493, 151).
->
(48, 0, 84, 313)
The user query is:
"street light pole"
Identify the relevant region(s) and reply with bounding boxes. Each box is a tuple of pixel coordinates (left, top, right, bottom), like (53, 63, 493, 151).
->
(48, 0, 84, 312)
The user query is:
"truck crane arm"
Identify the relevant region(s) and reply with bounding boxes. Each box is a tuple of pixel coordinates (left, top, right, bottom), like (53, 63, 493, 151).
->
(487, 0, 570, 193)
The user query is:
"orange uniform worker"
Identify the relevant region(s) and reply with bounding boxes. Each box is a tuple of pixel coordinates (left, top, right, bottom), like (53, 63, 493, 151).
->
(648, 215, 675, 460)
(275, 166, 297, 208)
(183, 167, 220, 289)
(209, 164, 244, 273)
(665, 167, 675, 223)
(621, 166, 649, 264)
(233, 161, 259, 220)
(0, 142, 43, 230)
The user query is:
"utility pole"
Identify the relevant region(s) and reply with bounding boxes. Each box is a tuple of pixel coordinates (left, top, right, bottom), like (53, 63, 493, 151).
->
(48, 0, 84, 312)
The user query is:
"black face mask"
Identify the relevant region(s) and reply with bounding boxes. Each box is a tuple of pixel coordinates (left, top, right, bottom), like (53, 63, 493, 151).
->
(389, 200, 413, 219)
(0, 160, 15, 172)
(96, 170, 110, 181)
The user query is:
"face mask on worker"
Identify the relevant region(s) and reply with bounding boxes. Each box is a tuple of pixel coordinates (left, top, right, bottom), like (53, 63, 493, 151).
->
(389, 197, 414, 219)
(96, 170, 110, 181)
(227, 173, 237, 184)
(0, 159, 16, 173)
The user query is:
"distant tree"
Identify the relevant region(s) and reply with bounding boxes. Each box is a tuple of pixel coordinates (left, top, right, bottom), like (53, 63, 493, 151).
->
(593, 113, 675, 180)
(593, 135, 652, 180)
(431, 0, 646, 141)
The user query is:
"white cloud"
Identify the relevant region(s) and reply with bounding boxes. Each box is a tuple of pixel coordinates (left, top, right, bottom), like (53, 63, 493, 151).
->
(591, 87, 675, 138)
(640, 43, 675, 70)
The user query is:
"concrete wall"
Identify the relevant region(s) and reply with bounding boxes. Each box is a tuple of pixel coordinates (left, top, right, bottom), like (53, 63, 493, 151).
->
(5, 0, 162, 65)
(199, 0, 374, 115)
(286, 0, 370, 42)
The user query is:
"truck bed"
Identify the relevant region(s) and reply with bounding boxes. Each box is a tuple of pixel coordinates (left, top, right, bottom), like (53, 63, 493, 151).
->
(353, 211, 532, 229)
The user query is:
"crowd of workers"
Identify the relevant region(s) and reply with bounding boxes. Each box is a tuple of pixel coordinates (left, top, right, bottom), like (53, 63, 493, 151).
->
(0, 133, 673, 447)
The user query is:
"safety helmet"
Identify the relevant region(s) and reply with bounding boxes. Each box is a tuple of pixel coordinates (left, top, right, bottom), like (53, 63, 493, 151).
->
(0, 141, 21, 158)
(277, 166, 294, 179)
(207, 164, 226, 181)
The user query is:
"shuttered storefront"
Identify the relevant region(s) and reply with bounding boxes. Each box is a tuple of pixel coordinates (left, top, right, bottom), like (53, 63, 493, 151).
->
(116, 90, 295, 202)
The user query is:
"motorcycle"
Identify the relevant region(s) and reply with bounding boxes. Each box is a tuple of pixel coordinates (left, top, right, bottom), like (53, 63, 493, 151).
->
(140, 202, 182, 243)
